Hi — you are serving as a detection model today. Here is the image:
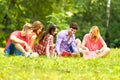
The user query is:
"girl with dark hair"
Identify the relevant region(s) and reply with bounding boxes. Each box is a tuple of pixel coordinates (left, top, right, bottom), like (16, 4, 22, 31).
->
(35, 24, 58, 57)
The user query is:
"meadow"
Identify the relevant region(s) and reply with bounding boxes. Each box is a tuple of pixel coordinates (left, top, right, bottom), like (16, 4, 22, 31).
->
(0, 48, 120, 80)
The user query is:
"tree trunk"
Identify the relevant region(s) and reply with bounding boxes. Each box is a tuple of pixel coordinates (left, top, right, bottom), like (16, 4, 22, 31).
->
(105, 0, 111, 46)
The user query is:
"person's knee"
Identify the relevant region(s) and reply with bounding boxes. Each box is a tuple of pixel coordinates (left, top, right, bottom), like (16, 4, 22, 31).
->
(76, 38, 81, 43)
(75, 38, 81, 47)
(14, 43, 21, 48)
(106, 48, 110, 54)
(102, 48, 110, 57)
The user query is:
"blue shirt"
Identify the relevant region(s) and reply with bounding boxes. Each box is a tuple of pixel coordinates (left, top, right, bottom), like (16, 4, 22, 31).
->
(55, 30, 78, 54)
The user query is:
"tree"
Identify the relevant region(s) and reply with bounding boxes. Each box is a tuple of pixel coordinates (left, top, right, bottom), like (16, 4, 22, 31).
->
(105, 0, 111, 46)
(0, 0, 120, 47)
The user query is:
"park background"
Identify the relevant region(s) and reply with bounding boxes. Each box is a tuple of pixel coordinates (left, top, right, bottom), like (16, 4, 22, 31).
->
(0, 0, 120, 48)
(0, 0, 120, 80)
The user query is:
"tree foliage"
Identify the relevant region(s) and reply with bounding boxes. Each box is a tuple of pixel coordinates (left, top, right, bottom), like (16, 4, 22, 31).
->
(0, 0, 119, 47)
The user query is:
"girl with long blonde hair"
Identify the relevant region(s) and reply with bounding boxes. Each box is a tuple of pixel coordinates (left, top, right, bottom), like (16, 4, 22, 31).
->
(82, 26, 110, 59)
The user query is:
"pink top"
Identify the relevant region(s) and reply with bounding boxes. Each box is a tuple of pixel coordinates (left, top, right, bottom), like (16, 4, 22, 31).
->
(83, 33, 104, 51)
(4, 31, 30, 51)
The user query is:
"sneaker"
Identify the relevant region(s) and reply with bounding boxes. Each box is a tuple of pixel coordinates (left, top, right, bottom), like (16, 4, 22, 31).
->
(78, 48, 82, 53)
(30, 52, 39, 58)
(25, 52, 32, 57)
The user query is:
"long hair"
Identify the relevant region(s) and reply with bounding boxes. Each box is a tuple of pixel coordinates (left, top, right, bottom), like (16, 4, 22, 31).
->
(32, 21, 44, 40)
(40, 24, 57, 41)
(89, 26, 100, 41)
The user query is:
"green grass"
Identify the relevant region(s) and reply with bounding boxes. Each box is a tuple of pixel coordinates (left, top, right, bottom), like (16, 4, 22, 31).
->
(0, 48, 120, 80)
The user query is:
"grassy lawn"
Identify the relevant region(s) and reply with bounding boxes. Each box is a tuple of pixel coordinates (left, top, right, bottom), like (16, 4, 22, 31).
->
(0, 48, 120, 80)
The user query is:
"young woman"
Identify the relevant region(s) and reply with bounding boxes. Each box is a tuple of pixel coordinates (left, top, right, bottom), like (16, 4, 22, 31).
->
(82, 26, 110, 59)
(35, 24, 58, 57)
(29, 21, 44, 51)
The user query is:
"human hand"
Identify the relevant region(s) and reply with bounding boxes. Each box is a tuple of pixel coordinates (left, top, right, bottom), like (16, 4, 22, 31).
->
(58, 52, 62, 57)
(85, 48, 89, 52)
(24, 42, 32, 52)
(96, 50, 101, 54)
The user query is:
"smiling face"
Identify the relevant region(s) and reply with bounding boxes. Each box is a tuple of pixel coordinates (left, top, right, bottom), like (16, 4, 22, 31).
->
(68, 22, 78, 36)
(47, 24, 58, 37)
(24, 29, 33, 36)
(52, 28, 58, 36)
(22, 23, 33, 36)
(33, 21, 44, 35)
(90, 29, 95, 37)
(70, 28, 77, 34)
(89, 26, 100, 40)
(68, 28, 77, 36)
(37, 27, 43, 34)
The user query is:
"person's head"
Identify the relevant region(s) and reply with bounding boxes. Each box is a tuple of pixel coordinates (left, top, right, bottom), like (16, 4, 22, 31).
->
(89, 26, 100, 40)
(68, 22, 78, 35)
(22, 23, 33, 36)
(40, 24, 58, 41)
(32, 21, 44, 35)
(47, 24, 58, 36)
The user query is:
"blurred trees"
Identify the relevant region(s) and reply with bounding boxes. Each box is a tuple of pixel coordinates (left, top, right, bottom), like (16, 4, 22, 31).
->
(0, 0, 120, 47)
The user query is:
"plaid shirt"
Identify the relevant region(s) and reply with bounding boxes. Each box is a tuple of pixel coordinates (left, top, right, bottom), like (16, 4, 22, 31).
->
(35, 34, 54, 55)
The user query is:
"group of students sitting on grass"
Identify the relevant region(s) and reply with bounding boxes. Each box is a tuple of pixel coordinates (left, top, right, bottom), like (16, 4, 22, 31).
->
(4, 21, 110, 59)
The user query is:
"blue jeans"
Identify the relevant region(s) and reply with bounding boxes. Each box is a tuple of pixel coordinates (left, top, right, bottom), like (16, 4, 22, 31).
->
(68, 43, 74, 53)
(4, 43, 24, 56)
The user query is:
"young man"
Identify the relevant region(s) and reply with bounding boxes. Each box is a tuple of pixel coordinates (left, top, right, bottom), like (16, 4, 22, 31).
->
(4, 23, 33, 56)
(55, 22, 80, 57)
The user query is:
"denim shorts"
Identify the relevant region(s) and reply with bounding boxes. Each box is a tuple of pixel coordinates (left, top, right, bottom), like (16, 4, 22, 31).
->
(4, 43, 24, 56)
